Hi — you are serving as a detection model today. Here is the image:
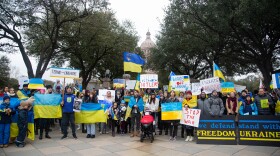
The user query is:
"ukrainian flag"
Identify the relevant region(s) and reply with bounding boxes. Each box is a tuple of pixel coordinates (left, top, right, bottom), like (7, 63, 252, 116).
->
(125, 96, 144, 121)
(33, 94, 62, 119)
(75, 103, 107, 123)
(123, 52, 145, 73)
(161, 102, 182, 120)
(134, 73, 140, 92)
(17, 90, 30, 100)
(28, 78, 45, 89)
(184, 75, 190, 83)
(270, 80, 273, 89)
(168, 71, 176, 92)
(124, 96, 131, 103)
(213, 62, 226, 82)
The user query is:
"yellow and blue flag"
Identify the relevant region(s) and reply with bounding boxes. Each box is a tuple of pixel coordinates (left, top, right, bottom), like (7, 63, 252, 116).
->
(213, 62, 226, 82)
(161, 102, 182, 120)
(134, 73, 140, 92)
(28, 78, 45, 89)
(125, 96, 144, 121)
(123, 52, 145, 73)
(168, 71, 176, 92)
(33, 94, 62, 119)
(124, 96, 132, 103)
(75, 103, 107, 123)
(272, 73, 280, 89)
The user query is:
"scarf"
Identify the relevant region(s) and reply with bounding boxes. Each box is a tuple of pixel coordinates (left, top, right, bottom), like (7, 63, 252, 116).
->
(227, 97, 237, 112)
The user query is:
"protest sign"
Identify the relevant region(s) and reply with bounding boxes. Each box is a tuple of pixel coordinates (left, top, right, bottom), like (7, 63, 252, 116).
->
(125, 80, 136, 89)
(161, 102, 182, 120)
(98, 89, 116, 98)
(200, 77, 221, 94)
(235, 84, 246, 93)
(238, 115, 280, 147)
(73, 99, 82, 112)
(221, 82, 235, 93)
(191, 83, 202, 95)
(113, 79, 125, 89)
(170, 75, 190, 91)
(140, 74, 158, 88)
(197, 116, 237, 145)
(50, 67, 80, 78)
(180, 109, 201, 127)
(272, 73, 280, 89)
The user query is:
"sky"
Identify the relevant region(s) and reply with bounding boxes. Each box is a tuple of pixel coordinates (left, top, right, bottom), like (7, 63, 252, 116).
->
(7, 0, 170, 83)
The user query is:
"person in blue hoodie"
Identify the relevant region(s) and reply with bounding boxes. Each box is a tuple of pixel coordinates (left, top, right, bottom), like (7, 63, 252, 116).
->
(0, 96, 15, 148)
(239, 94, 258, 115)
(61, 86, 77, 140)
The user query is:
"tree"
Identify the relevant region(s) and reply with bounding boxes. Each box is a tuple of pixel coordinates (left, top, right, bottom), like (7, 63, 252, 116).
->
(0, 56, 10, 86)
(0, 0, 109, 78)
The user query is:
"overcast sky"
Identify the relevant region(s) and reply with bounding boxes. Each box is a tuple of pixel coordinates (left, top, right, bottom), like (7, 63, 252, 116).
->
(7, 0, 170, 83)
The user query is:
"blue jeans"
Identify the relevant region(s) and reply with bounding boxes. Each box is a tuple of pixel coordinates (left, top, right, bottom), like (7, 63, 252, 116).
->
(86, 124, 95, 135)
(0, 124, 10, 145)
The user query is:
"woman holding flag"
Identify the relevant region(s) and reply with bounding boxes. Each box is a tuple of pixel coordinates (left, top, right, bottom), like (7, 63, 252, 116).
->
(166, 90, 179, 141)
(129, 90, 144, 137)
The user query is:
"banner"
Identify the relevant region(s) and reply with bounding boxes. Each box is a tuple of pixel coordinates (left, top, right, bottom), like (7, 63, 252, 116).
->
(234, 84, 246, 93)
(113, 79, 125, 89)
(170, 75, 190, 91)
(50, 67, 80, 78)
(238, 116, 280, 146)
(75, 103, 107, 123)
(161, 102, 182, 120)
(33, 94, 62, 119)
(197, 116, 236, 145)
(125, 80, 136, 90)
(200, 77, 221, 94)
(140, 74, 158, 88)
(191, 83, 202, 95)
(180, 109, 201, 127)
(221, 82, 235, 93)
(98, 89, 116, 100)
(272, 73, 280, 89)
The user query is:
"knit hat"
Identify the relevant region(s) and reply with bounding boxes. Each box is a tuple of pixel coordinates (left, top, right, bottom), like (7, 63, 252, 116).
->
(121, 100, 126, 104)
(3, 96, 10, 101)
(23, 84, 28, 88)
(46, 85, 52, 89)
(186, 91, 192, 95)
(245, 94, 251, 98)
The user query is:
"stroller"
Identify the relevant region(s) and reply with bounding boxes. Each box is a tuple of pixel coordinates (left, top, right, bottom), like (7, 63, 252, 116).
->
(140, 112, 155, 143)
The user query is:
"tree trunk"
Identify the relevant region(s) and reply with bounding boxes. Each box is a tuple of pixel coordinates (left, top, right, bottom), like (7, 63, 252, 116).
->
(258, 59, 273, 91)
(17, 39, 34, 78)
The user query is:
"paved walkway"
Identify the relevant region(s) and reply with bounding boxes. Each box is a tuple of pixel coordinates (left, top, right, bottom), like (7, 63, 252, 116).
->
(1, 126, 279, 156)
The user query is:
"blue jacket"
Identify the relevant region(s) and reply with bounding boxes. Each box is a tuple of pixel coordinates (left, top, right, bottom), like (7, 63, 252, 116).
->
(129, 96, 144, 114)
(239, 101, 258, 115)
(62, 94, 75, 113)
(0, 102, 15, 124)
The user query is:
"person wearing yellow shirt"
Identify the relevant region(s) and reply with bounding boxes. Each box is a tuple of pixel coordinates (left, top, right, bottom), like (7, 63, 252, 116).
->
(182, 91, 197, 142)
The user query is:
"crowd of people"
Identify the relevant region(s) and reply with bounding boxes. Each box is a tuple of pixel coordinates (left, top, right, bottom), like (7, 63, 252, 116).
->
(0, 82, 279, 148)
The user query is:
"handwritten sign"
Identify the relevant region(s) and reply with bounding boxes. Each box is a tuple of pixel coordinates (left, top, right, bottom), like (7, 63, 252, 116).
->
(272, 73, 280, 89)
(170, 75, 190, 91)
(221, 82, 235, 93)
(50, 67, 80, 78)
(125, 80, 136, 89)
(200, 77, 221, 94)
(140, 74, 158, 88)
(191, 83, 202, 95)
(113, 79, 125, 89)
(180, 109, 201, 127)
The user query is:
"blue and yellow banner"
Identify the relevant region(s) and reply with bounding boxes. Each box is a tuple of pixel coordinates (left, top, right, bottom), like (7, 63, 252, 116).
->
(124, 96, 131, 103)
(75, 103, 107, 123)
(28, 78, 45, 89)
(134, 73, 140, 91)
(123, 52, 145, 73)
(213, 62, 226, 82)
(33, 94, 62, 119)
(272, 73, 280, 89)
(221, 82, 235, 93)
(113, 79, 125, 89)
(161, 102, 182, 120)
(125, 96, 144, 121)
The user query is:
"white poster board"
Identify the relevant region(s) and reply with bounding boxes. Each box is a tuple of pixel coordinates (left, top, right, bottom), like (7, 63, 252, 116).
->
(140, 74, 159, 88)
(50, 67, 80, 78)
(191, 83, 202, 95)
(180, 109, 201, 127)
(73, 99, 82, 112)
(126, 80, 136, 90)
(170, 75, 190, 91)
(200, 77, 221, 94)
(18, 76, 29, 89)
(98, 89, 116, 100)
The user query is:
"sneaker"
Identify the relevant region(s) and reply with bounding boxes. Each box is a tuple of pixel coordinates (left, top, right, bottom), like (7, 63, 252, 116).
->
(39, 135, 43, 140)
(0, 145, 3, 148)
(61, 135, 67, 140)
(185, 136, 190, 142)
(73, 134, 78, 139)
(15, 141, 25, 148)
(189, 136, 194, 141)
(3, 144, 8, 148)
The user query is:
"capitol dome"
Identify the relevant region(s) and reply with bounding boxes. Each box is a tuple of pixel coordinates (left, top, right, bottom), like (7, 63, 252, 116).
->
(140, 30, 156, 60)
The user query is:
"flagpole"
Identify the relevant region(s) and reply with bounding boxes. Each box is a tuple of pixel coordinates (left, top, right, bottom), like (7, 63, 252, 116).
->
(213, 61, 215, 77)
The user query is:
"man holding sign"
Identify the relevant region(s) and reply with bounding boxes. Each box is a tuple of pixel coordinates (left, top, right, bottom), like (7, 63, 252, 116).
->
(254, 88, 274, 115)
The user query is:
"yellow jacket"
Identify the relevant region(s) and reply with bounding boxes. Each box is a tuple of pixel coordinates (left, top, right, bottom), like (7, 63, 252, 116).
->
(182, 98, 197, 108)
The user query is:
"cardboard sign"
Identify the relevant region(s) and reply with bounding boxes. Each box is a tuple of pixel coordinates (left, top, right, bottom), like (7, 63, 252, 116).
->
(125, 80, 136, 90)
(180, 109, 201, 127)
(191, 83, 202, 95)
(272, 73, 280, 89)
(238, 116, 280, 147)
(50, 67, 80, 78)
(161, 102, 182, 120)
(197, 116, 237, 145)
(221, 82, 235, 93)
(200, 77, 221, 94)
(170, 75, 190, 91)
(140, 74, 158, 88)
(113, 79, 125, 89)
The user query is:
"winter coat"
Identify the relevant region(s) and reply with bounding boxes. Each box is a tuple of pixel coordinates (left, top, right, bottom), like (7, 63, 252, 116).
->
(239, 101, 258, 115)
(0, 102, 15, 124)
(197, 98, 210, 116)
(207, 96, 225, 116)
(62, 94, 75, 113)
(254, 94, 273, 115)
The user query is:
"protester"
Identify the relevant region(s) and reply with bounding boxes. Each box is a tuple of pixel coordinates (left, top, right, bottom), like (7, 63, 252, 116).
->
(129, 90, 144, 137)
(53, 80, 63, 94)
(9, 88, 18, 98)
(226, 92, 239, 115)
(61, 86, 77, 140)
(238, 90, 247, 104)
(207, 90, 225, 116)
(17, 84, 31, 99)
(221, 92, 228, 115)
(101, 91, 115, 134)
(239, 94, 258, 115)
(115, 90, 123, 106)
(3, 87, 9, 96)
(109, 102, 119, 137)
(159, 92, 169, 135)
(254, 88, 274, 115)
(182, 91, 197, 142)
(119, 100, 127, 134)
(83, 91, 98, 138)
(178, 91, 185, 102)
(145, 93, 159, 135)
(167, 90, 179, 141)
(0, 96, 15, 148)
(197, 92, 210, 116)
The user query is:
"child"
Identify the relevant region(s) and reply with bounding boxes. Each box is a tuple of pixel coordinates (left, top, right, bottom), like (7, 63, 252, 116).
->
(109, 102, 119, 137)
(0, 96, 15, 148)
(119, 100, 127, 135)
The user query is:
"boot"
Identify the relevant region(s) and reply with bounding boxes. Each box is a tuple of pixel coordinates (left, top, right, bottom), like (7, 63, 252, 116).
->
(130, 131, 135, 137)
(159, 131, 162, 135)
(45, 134, 51, 139)
(39, 134, 43, 140)
(112, 131, 115, 137)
